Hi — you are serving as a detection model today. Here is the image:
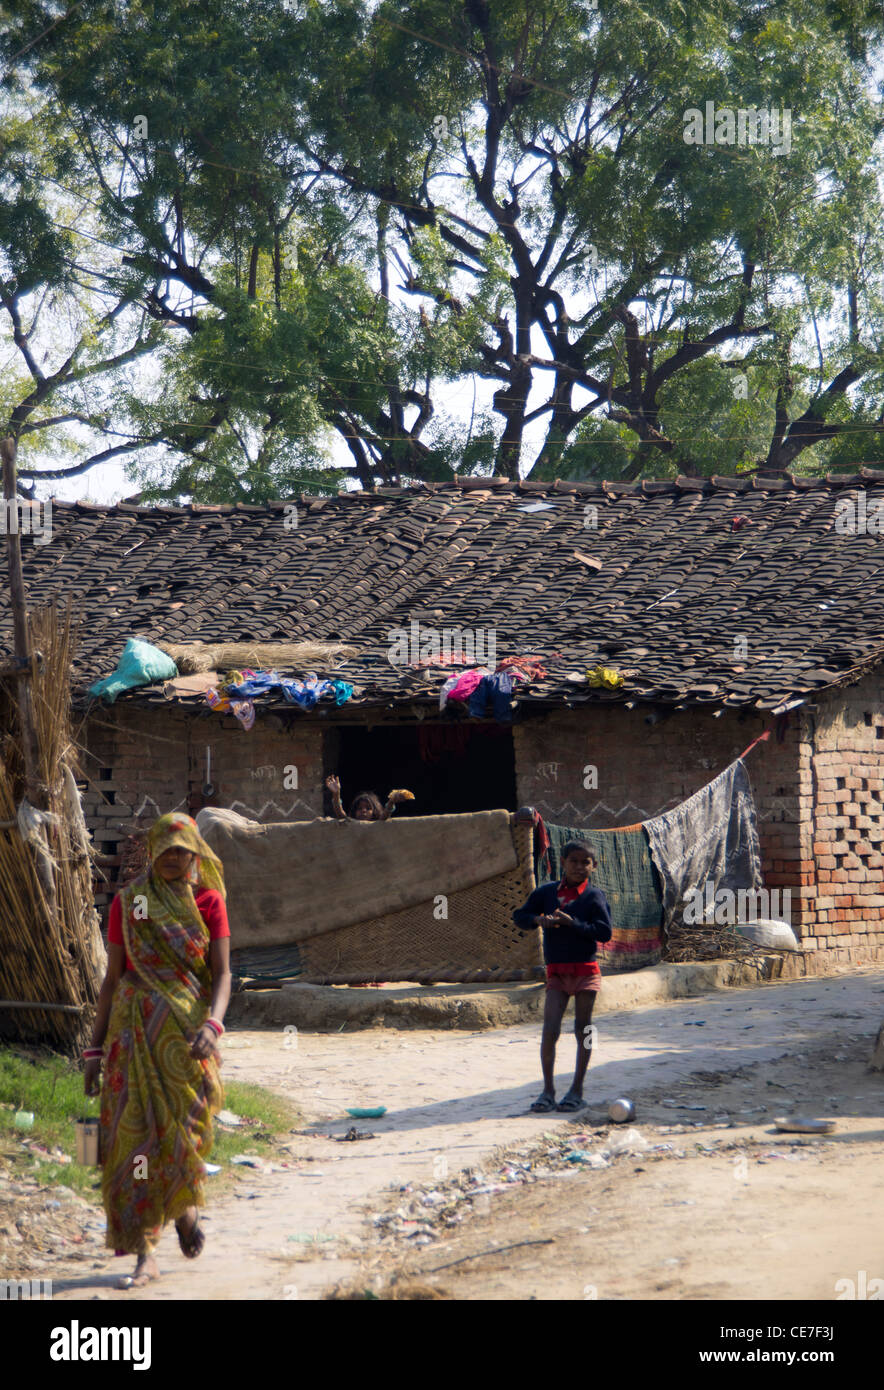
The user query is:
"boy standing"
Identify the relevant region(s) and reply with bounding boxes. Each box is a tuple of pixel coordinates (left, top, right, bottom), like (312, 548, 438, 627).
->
(513, 841, 612, 1112)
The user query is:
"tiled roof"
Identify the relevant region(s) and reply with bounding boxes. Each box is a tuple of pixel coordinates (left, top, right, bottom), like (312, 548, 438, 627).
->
(4, 470, 884, 713)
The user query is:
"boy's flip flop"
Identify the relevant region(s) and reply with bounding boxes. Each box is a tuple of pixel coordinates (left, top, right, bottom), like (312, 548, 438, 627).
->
(557, 1091, 585, 1112)
(529, 1093, 557, 1113)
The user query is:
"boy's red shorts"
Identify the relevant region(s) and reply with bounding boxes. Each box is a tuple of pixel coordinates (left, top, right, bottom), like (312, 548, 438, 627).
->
(545, 962, 601, 995)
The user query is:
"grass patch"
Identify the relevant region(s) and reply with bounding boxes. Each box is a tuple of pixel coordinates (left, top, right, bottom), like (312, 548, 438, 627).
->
(0, 1046, 299, 1200)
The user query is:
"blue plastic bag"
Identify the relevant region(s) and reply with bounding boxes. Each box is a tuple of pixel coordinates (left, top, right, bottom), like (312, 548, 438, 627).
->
(88, 638, 178, 704)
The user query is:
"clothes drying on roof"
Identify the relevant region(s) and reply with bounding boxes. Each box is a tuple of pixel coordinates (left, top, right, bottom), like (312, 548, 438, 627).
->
(439, 673, 462, 711)
(445, 667, 490, 703)
(468, 669, 521, 721)
(231, 699, 255, 731)
(496, 654, 547, 680)
(88, 638, 178, 704)
(204, 668, 354, 714)
(410, 651, 472, 668)
(586, 664, 624, 688)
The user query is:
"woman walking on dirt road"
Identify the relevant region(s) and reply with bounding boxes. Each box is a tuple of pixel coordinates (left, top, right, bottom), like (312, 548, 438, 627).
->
(84, 812, 231, 1288)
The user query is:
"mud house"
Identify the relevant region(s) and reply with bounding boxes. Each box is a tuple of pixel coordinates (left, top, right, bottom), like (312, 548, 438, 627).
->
(2, 471, 883, 967)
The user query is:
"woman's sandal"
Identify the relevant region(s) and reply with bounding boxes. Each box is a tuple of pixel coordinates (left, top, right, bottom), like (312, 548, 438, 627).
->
(175, 1211, 205, 1259)
(529, 1092, 557, 1113)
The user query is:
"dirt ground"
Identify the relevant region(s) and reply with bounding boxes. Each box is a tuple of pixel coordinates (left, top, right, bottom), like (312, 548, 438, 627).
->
(344, 1041, 884, 1301)
(18, 965, 884, 1301)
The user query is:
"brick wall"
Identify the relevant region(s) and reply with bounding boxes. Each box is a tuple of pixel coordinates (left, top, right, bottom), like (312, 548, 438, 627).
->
(513, 703, 796, 833)
(81, 704, 324, 911)
(807, 669, 884, 953)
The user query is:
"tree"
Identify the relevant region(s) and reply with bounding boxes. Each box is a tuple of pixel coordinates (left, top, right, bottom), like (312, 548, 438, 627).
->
(0, 88, 165, 494)
(5, 0, 884, 495)
(295, 0, 884, 478)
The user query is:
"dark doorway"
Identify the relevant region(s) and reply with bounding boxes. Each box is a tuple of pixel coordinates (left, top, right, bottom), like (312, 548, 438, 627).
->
(331, 723, 516, 816)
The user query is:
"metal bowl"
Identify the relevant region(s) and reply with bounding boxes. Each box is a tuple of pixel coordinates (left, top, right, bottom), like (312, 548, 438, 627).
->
(608, 1098, 635, 1124)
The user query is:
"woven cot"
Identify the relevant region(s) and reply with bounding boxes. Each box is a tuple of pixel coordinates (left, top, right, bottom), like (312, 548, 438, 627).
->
(298, 818, 540, 984)
(193, 808, 543, 985)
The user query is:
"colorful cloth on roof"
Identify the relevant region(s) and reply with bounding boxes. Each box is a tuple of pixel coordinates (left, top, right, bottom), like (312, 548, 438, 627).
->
(446, 667, 489, 702)
(206, 668, 354, 712)
(468, 669, 516, 721)
(100, 813, 226, 1257)
(586, 664, 624, 688)
(496, 654, 547, 680)
(439, 673, 461, 711)
(231, 700, 255, 730)
(409, 652, 471, 668)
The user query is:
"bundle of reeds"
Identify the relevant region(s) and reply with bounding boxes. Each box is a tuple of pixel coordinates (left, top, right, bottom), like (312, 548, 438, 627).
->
(162, 640, 357, 675)
(0, 599, 105, 1052)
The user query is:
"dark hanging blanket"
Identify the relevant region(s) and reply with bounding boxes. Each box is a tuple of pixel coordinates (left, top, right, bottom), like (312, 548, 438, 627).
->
(643, 758, 763, 933)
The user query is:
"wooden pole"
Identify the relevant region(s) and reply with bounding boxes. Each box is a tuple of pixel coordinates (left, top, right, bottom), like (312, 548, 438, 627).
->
(1, 437, 45, 807)
(1, 435, 56, 916)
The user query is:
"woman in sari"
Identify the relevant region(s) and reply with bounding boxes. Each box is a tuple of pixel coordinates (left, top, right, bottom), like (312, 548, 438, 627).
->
(84, 812, 231, 1288)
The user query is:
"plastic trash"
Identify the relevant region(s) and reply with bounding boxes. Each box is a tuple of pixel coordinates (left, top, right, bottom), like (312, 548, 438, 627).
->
(346, 1106, 387, 1118)
(565, 1150, 609, 1169)
(216, 1110, 243, 1127)
(602, 1129, 648, 1157)
(735, 919, 800, 951)
(14, 1111, 34, 1129)
(88, 638, 178, 704)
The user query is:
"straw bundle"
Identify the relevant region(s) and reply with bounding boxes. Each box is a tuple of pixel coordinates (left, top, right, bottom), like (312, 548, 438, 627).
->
(0, 599, 105, 1052)
(162, 640, 358, 674)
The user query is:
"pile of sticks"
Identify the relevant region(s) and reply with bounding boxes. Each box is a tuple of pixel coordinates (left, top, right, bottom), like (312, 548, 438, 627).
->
(664, 918, 770, 963)
(0, 599, 105, 1051)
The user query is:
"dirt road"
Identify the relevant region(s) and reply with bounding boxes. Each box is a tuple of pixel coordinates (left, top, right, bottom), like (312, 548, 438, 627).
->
(42, 966, 884, 1300)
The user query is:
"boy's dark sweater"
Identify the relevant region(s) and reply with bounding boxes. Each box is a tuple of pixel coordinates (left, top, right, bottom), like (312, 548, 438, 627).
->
(513, 881, 613, 963)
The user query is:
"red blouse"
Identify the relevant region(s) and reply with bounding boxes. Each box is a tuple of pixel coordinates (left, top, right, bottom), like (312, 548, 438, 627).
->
(107, 887, 230, 973)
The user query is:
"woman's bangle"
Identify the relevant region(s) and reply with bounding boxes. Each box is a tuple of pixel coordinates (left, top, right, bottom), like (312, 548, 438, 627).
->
(205, 1017, 224, 1037)
(83, 1047, 103, 1060)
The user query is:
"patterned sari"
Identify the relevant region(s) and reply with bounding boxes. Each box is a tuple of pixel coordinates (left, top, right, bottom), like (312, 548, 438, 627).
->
(100, 814, 226, 1256)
